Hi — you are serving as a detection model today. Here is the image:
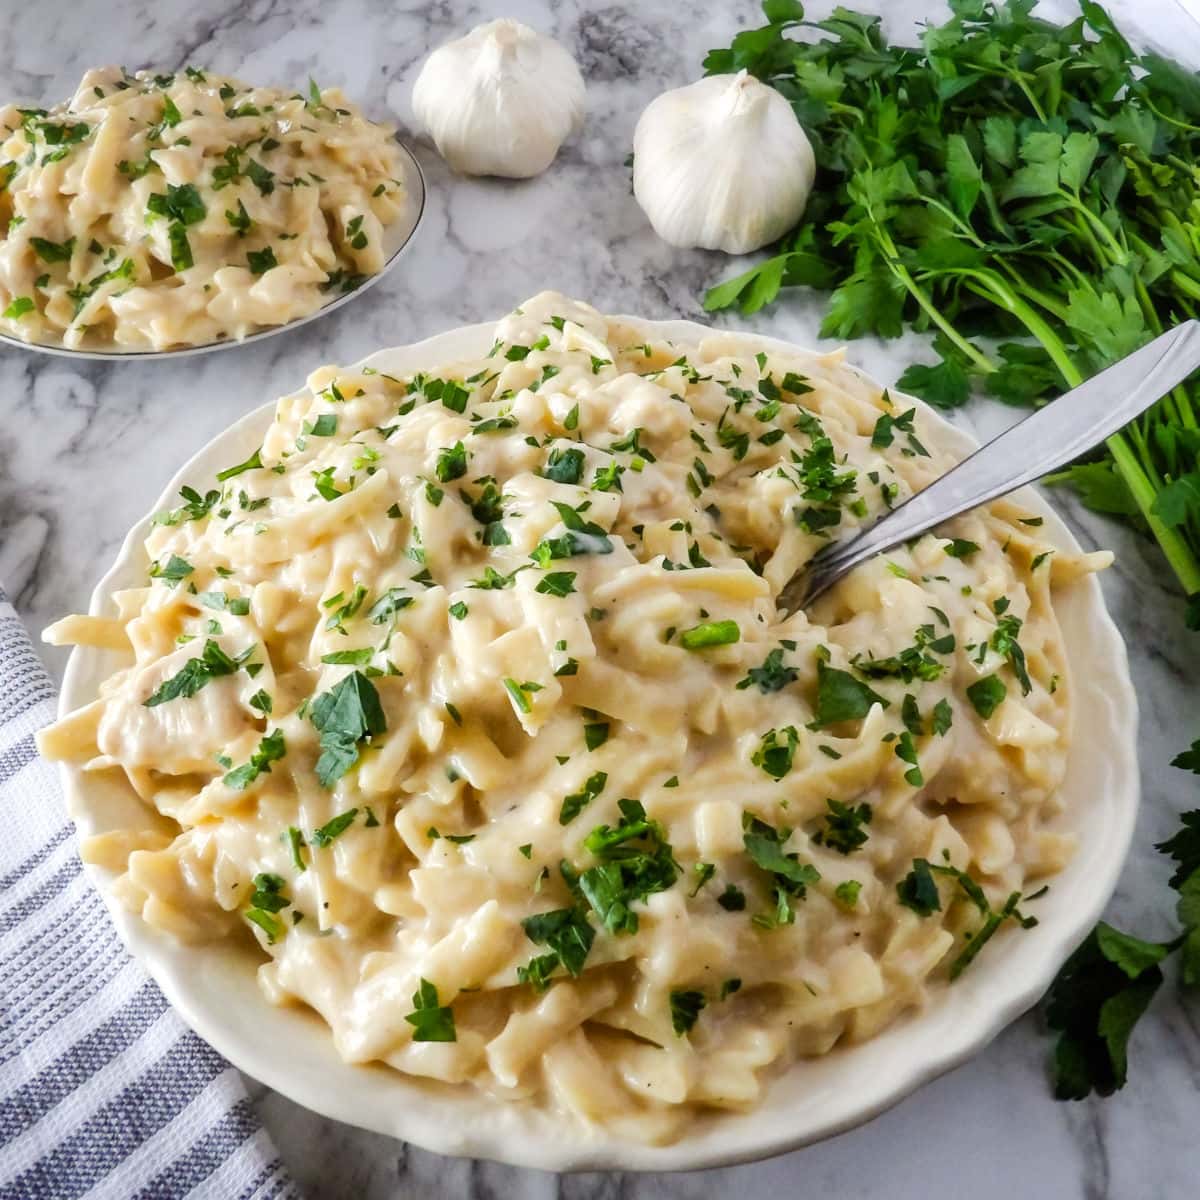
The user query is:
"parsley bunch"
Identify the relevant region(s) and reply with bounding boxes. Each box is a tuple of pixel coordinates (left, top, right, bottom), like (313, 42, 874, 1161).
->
(1045, 745, 1200, 1098)
(701, 0, 1200, 625)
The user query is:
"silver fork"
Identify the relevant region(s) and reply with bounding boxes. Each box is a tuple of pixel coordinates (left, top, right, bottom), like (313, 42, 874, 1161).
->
(778, 320, 1200, 616)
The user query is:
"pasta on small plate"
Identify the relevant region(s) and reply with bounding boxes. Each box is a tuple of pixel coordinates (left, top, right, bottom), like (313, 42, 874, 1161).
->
(0, 67, 424, 358)
(41, 295, 1138, 1170)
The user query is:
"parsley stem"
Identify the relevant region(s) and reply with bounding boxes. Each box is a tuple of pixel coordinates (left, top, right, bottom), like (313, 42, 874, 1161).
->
(1107, 432, 1200, 593)
(875, 230, 995, 374)
(965, 271, 1200, 596)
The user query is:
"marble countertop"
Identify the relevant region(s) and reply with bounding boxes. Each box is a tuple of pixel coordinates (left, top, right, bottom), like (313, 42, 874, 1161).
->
(3, 0, 1200, 1196)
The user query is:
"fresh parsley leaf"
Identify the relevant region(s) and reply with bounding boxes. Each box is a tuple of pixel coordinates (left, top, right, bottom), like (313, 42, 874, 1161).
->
(1045, 923, 1169, 1099)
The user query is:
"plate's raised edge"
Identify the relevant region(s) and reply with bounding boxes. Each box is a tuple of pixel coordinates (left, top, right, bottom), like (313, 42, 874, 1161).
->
(0, 139, 427, 363)
(55, 313, 1140, 1173)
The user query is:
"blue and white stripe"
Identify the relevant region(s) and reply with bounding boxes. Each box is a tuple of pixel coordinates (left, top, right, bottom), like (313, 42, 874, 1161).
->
(0, 590, 300, 1200)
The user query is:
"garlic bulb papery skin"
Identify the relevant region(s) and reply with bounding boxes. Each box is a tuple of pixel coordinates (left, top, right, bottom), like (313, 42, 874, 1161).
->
(412, 19, 586, 179)
(633, 70, 817, 254)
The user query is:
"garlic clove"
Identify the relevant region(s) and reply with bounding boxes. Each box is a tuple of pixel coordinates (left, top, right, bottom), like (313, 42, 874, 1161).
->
(632, 70, 817, 255)
(412, 18, 586, 180)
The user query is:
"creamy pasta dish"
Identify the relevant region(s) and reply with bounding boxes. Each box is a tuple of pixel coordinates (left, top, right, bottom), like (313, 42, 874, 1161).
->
(40, 293, 1109, 1143)
(0, 67, 407, 351)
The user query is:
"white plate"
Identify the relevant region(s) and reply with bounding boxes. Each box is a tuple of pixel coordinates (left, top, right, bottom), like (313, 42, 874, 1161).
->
(55, 314, 1139, 1172)
(0, 139, 426, 362)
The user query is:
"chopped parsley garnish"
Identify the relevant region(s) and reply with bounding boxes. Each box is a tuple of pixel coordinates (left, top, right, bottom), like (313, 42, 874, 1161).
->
(148, 553, 193, 583)
(577, 798, 679, 934)
(897, 858, 941, 916)
(404, 978, 456, 1042)
(448, 601, 468, 620)
(901, 693, 924, 736)
(834, 880, 862, 909)
(531, 501, 614, 565)
(147, 181, 205, 225)
(225, 199, 252, 235)
(311, 808, 360, 847)
(324, 584, 368, 632)
(504, 677, 543, 716)
(518, 907, 595, 989)
(143, 639, 251, 707)
(737, 647, 798, 693)
(679, 619, 739, 650)
(751, 726, 799, 780)
(743, 812, 820, 928)
(247, 246, 277, 274)
(870, 406, 928, 456)
(309, 670, 387, 787)
(544, 446, 585, 484)
(245, 158, 275, 195)
(535, 571, 576, 597)
(470, 565, 523, 590)
(435, 441, 467, 482)
(812, 798, 872, 855)
(244, 872, 290, 943)
(559, 770, 607, 825)
(669, 990, 707, 1036)
(894, 730, 923, 786)
(991, 607, 1032, 694)
(717, 883, 746, 911)
(592, 462, 624, 493)
(321, 648, 373, 665)
(583, 721, 609, 751)
(852, 623, 955, 683)
(966, 674, 1007, 719)
(344, 214, 368, 250)
(366, 588, 413, 625)
(3, 296, 34, 319)
(224, 729, 285, 790)
(810, 660, 887, 728)
(215, 447, 263, 481)
(30, 235, 75, 264)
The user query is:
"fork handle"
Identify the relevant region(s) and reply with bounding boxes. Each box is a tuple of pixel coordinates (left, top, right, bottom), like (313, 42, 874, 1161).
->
(807, 320, 1200, 589)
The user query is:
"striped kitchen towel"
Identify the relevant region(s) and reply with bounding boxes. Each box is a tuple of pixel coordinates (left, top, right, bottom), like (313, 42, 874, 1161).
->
(0, 589, 300, 1200)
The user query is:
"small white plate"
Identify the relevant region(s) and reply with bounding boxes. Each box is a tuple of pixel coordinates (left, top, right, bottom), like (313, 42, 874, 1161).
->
(0, 139, 426, 362)
(55, 314, 1139, 1171)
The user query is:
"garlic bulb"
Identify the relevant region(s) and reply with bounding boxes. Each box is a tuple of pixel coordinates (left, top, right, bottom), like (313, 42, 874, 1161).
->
(633, 71, 816, 254)
(412, 19, 586, 179)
